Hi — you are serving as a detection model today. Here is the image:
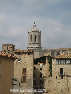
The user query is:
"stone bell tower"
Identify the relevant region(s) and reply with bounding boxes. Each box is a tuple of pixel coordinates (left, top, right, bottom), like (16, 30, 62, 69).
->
(28, 22, 41, 50)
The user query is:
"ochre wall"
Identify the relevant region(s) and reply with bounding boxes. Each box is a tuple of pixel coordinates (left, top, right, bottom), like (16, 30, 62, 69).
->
(0, 56, 14, 94)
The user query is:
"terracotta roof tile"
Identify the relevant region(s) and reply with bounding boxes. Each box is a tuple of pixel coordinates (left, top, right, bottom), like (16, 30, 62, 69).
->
(0, 51, 17, 59)
(55, 54, 71, 59)
(14, 49, 33, 53)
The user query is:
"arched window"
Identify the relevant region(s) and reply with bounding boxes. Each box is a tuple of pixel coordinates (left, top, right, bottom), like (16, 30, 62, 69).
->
(30, 35, 32, 42)
(35, 35, 37, 42)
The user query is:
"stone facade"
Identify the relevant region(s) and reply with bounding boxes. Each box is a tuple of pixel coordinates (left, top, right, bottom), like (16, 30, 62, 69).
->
(2, 44, 15, 52)
(52, 55, 71, 94)
(13, 50, 34, 94)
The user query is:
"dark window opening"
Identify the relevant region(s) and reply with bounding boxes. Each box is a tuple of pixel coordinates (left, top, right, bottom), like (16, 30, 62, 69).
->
(40, 73, 42, 78)
(35, 35, 37, 42)
(30, 35, 32, 42)
(60, 68, 63, 79)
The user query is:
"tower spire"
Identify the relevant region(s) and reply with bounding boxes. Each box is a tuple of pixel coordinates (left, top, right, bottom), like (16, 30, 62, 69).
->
(33, 21, 36, 28)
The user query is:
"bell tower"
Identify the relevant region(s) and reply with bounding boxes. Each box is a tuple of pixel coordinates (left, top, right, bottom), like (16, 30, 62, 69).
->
(28, 22, 41, 50)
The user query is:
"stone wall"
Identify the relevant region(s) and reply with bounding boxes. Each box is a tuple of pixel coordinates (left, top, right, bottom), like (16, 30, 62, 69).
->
(2, 44, 15, 52)
(13, 53, 34, 94)
(51, 59, 71, 94)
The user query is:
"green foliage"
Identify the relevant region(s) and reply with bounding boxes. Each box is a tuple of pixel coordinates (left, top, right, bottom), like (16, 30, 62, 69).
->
(48, 57, 52, 76)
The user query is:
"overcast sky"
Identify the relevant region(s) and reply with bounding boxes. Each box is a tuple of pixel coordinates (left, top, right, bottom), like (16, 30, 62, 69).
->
(0, 0, 71, 50)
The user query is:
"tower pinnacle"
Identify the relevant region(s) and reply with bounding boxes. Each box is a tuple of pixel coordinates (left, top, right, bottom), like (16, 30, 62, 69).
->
(33, 21, 36, 28)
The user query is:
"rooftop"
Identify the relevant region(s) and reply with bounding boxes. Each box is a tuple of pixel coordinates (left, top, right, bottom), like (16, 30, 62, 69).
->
(0, 51, 17, 59)
(14, 49, 33, 54)
(55, 54, 71, 59)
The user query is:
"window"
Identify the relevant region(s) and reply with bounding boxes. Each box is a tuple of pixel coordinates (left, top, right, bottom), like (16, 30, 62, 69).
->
(30, 35, 32, 42)
(21, 68, 26, 83)
(35, 35, 37, 42)
(40, 72, 42, 78)
(60, 68, 63, 79)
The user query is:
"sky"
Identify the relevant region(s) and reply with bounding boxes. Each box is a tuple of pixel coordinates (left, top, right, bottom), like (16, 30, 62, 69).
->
(0, 0, 71, 50)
